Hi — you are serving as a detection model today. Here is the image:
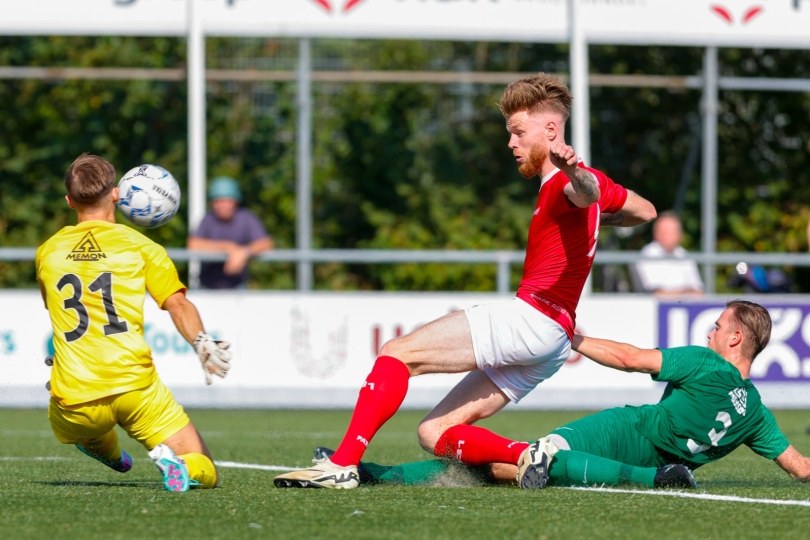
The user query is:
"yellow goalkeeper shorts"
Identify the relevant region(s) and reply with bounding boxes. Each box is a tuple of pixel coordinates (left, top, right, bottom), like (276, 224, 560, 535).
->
(49, 378, 190, 450)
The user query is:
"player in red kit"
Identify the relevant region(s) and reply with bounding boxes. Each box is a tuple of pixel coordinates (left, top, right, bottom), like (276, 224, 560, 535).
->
(274, 72, 657, 489)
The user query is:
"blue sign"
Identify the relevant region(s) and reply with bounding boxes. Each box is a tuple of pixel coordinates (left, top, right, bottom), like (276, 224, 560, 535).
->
(658, 301, 810, 382)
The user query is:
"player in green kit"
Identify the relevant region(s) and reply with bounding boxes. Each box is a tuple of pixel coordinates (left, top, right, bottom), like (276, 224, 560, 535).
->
(311, 300, 810, 489)
(517, 298, 810, 489)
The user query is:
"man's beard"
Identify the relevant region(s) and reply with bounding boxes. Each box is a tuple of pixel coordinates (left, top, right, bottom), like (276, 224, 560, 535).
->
(518, 143, 548, 178)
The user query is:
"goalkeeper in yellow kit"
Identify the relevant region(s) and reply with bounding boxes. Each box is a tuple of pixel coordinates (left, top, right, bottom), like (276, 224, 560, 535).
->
(35, 153, 232, 492)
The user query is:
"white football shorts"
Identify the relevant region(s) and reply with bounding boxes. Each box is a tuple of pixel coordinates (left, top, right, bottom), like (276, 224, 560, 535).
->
(464, 297, 571, 403)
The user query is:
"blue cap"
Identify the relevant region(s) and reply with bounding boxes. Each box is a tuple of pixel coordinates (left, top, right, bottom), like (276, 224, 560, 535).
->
(208, 176, 242, 202)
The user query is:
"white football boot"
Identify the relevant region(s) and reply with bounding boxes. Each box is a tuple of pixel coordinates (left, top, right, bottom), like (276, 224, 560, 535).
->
(274, 457, 359, 489)
(149, 444, 194, 492)
(516, 436, 559, 489)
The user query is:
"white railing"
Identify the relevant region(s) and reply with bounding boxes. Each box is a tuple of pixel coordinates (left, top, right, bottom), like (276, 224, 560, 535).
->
(4, 247, 809, 294)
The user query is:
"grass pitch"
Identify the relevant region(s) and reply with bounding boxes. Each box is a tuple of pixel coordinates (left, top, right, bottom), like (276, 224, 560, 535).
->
(2, 408, 810, 539)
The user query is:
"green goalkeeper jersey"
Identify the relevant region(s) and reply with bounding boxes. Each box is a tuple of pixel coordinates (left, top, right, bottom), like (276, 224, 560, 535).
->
(633, 345, 789, 466)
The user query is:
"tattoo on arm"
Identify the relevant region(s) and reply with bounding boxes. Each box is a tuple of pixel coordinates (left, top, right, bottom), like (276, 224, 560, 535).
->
(600, 212, 624, 226)
(570, 168, 599, 200)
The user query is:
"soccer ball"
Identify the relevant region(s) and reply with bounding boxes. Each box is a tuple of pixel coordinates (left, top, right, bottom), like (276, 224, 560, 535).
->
(116, 164, 181, 228)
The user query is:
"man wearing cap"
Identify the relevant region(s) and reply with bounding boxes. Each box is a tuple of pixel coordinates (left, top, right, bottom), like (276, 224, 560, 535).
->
(187, 176, 273, 289)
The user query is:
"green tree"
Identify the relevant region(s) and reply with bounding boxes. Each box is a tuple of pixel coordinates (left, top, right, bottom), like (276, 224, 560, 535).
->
(2, 37, 809, 293)
(0, 36, 188, 287)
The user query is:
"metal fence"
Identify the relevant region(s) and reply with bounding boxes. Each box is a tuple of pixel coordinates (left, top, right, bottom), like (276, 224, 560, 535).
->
(5, 247, 809, 294)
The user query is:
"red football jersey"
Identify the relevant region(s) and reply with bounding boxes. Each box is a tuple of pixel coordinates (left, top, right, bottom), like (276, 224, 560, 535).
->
(516, 164, 628, 338)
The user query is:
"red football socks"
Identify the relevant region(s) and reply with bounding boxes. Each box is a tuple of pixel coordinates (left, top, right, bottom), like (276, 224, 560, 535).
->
(434, 424, 529, 466)
(330, 356, 411, 466)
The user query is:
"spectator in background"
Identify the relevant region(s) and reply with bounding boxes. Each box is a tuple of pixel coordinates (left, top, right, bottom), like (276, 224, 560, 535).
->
(188, 176, 273, 289)
(634, 210, 703, 297)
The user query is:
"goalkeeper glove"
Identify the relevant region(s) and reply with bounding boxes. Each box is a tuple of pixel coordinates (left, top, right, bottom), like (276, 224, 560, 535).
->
(192, 332, 232, 385)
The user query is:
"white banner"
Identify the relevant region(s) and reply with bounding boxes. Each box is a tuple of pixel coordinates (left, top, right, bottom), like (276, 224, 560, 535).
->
(581, 0, 810, 47)
(1, 291, 663, 408)
(0, 0, 808, 48)
(4, 291, 810, 409)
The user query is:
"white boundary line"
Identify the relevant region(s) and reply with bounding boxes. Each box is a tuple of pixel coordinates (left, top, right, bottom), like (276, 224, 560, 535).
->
(10, 457, 810, 507)
(559, 486, 810, 508)
(216, 460, 296, 472)
(0, 456, 70, 461)
(215, 460, 810, 507)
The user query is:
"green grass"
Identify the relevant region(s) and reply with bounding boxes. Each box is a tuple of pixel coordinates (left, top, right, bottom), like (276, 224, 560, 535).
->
(3, 408, 810, 539)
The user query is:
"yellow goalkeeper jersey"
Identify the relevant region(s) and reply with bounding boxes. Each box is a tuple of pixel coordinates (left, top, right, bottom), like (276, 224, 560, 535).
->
(35, 220, 185, 406)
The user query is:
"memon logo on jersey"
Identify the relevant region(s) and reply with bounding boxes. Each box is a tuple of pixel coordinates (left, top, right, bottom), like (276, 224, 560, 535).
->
(67, 231, 106, 261)
(312, 0, 366, 13)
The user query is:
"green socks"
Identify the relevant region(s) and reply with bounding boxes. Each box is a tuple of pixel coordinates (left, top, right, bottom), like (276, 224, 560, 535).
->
(362, 459, 452, 485)
(359, 449, 658, 488)
(548, 450, 656, 487)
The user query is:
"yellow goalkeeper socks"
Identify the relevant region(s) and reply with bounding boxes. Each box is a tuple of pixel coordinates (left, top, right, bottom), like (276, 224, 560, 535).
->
(179, 452, 218, 488)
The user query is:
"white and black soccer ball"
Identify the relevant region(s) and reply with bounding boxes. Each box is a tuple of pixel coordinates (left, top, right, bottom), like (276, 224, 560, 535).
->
(116, 164, 181, 228)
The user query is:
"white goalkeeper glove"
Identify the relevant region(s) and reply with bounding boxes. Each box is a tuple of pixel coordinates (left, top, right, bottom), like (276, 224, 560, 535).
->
(192, 332, 232, 385)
